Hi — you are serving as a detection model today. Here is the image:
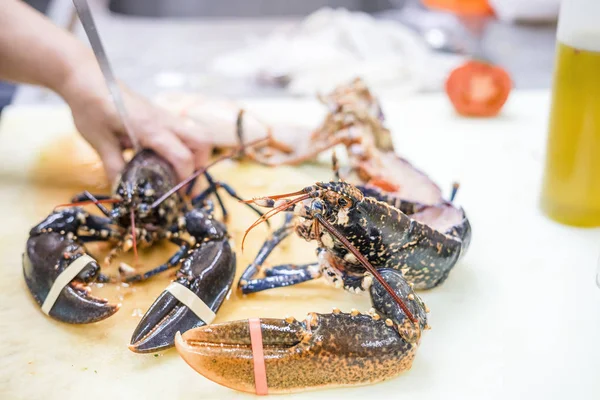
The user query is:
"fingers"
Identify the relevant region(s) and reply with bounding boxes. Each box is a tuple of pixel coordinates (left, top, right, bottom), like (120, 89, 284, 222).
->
(140, 132, 194, 180)
(193, 146, 211, 170)
(95, 135, 126, 184)
(176, 124, 211, 169)
(113, 88, 212, 180)
(173, 118, 211, 150)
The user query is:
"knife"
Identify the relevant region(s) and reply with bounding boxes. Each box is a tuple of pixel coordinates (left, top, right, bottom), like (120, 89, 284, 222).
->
(72, 0, 139, 151)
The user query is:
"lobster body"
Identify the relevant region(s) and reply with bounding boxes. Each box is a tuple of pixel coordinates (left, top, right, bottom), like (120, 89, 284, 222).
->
(177, 180, 470, 393)
(174, 78, 470, 394)
(320, 196, 471, 290)
(112, 150, 182, 230)
(22, 149, 252, 352)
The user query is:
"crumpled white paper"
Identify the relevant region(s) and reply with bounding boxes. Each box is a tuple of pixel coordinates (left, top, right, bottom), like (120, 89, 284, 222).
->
(209, 7, 464, 96)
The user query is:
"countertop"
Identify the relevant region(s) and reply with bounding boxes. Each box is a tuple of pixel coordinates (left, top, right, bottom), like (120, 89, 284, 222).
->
(1, 90, 599, 399)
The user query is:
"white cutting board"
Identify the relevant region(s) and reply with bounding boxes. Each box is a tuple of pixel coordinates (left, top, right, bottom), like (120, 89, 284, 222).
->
(0, 91, 599, 400)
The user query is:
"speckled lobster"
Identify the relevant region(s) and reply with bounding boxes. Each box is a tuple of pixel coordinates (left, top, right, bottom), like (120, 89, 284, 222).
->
(176, 177, 471, 393)
(22, 143, 265, 353)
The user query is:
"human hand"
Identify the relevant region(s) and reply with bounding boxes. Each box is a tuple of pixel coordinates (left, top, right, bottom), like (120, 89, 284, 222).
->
(58, 59, 210, 183)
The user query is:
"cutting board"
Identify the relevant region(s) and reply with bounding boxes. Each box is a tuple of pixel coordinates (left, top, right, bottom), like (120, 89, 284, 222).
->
(1, 92, 599, 400)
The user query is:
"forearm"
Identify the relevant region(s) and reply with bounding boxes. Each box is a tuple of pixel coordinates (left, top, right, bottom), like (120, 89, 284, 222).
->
(0, 0, 95, 95)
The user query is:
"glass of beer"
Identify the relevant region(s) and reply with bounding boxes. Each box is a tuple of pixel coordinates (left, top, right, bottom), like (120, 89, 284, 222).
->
(541, 0, 600, 227)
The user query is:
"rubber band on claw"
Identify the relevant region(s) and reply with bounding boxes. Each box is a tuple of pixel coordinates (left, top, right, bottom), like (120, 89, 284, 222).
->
(249, 318, 268, 395)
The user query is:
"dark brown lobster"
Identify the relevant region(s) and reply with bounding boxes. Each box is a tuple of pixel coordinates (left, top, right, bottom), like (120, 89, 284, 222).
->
(23, 146, 263, 353)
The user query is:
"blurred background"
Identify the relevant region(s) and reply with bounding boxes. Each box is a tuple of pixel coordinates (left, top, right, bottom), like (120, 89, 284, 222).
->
(2, 0, 560, 108)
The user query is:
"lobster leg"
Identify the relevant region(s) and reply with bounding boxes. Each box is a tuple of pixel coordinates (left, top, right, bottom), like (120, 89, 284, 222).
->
(238, 213, 294, 290)
(202, 172, 229, 222)
(71, 192, 112, 202)
(235, 110, 295, 165)
(209, 179, 263, 214)
(122, 238, 191, 283)
(190, 172, 267, 223)
(449, 183, 460, 202)
(235, 109, 246, 157)
(259, 135, 360, 167)
(264, 263, 317, 277)
(212, 179, 268, 224)
(184, 176, 199, 197)
(239, 262, 320, 294)
(176, 268, 429, 394)
(76, 214, 118, 241)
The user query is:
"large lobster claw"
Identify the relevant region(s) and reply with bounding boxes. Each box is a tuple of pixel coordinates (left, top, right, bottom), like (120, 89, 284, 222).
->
(176, 268, 427, 394)
(129, 239, 236, 353)
(176, 311, 419, 394)
(23, 232, 119, 324)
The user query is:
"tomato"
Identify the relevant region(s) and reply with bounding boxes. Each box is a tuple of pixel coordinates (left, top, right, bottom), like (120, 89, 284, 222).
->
(422, 0, 494, 16)
(445, 60, 512, 117)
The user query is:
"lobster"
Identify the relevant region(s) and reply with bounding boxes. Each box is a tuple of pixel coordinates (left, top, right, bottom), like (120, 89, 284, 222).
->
(175, 178, 471, 393)
(167, 78, 444, 205)
(22, 147, 263, 353)
(233, 77, 445, 205)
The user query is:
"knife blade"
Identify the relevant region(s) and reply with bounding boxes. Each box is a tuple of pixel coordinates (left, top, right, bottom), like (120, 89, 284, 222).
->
(72, 0, 139, 150)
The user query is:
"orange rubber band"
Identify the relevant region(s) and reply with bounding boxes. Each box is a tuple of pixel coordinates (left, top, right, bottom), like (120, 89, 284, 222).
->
(249, 318, 268, 396)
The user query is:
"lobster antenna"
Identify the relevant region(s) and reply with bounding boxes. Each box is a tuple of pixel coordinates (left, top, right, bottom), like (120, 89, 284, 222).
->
(241, 193, 312, 251)
(314, 214, 418, 324)
(54, 198, 120, 213)
(130, 209, 138, 265)
(82, 191, 112, 217)
(241, 188, 310, 203)
(150, 136, 271, 210)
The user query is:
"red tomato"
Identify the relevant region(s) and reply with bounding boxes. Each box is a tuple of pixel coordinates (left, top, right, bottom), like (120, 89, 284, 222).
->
(422, 0, 495, 16)
(445, 60, 512, 117)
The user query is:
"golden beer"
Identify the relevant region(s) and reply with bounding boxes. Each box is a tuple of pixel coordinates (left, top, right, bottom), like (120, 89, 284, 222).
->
(540, 0, 600, 227)
(541, 42, 600, 226)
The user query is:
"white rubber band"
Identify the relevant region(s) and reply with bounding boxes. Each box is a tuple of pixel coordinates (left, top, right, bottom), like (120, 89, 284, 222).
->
(165, 281, 216, 324)
(41, 254, 96, 315)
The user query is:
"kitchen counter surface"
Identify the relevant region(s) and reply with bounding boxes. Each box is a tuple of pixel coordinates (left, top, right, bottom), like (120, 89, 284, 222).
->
(1, 90, 599, 399)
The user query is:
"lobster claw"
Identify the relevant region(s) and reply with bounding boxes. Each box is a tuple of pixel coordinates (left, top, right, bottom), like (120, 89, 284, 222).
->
(129, 239, 236, 353)
(176, 311, 419, 394)
(23, 232, 119, 324)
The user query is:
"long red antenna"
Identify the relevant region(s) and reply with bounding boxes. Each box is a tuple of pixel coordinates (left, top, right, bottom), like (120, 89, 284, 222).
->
(130, 209, 138, 265)
(150, 136, 272, 210)
(314, 214, 418, 324)
(241, 188, 310, 204)
(241, 193, 311, 251)
(54, 198, 120, 211)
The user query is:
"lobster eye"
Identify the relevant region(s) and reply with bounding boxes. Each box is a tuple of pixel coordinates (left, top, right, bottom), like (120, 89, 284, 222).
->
(338, 197, 352, 208)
